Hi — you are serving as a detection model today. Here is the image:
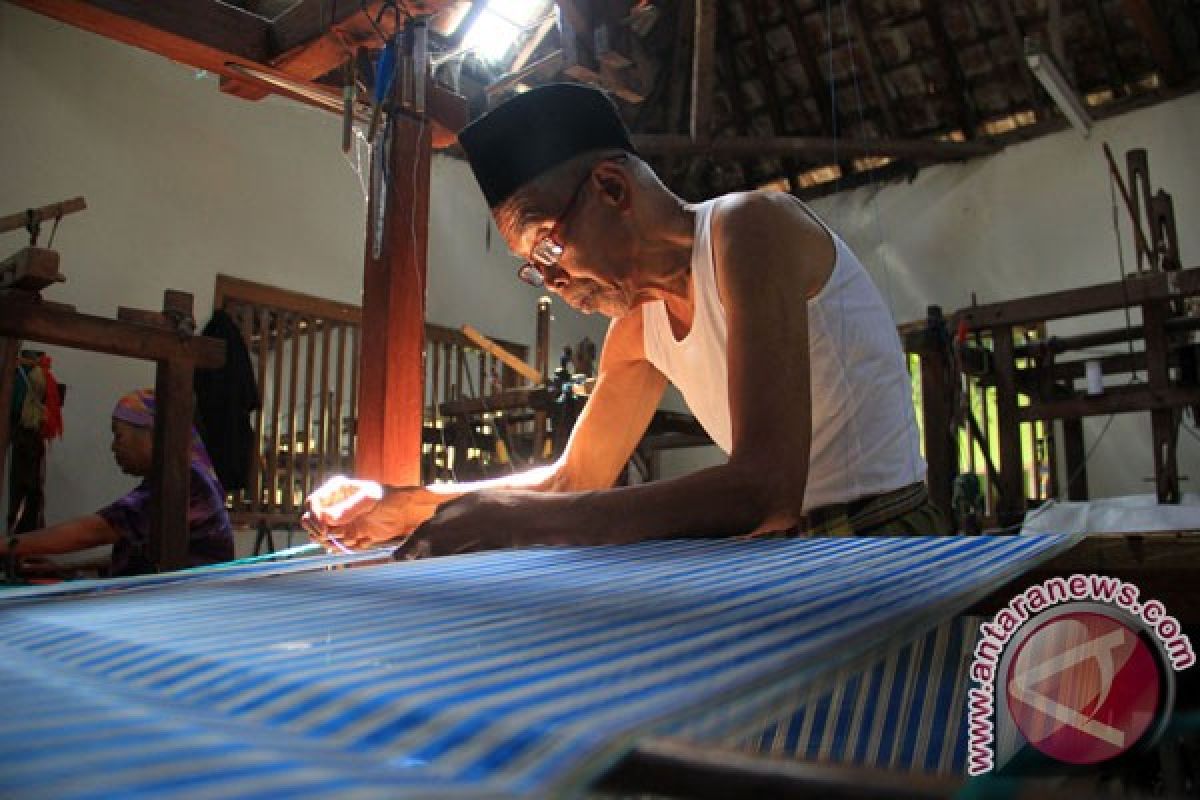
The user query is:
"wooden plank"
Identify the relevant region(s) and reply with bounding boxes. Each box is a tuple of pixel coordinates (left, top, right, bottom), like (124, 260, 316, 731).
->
(215, 273, 361, 324)
(690, 0, 717, 142)
(266, 311, 285, 512)
(597, 736, 960, 799)
(992, 327, 1025, 528)
(0, 298, 224, 367)
(356, 113, 430, 486)
(632, 133, 996, 161)
(958, 267, 1200, 330)
(0, 196, 86, 235)
(302, 316, 317, 499)
(0, 247, 64, 292)
(148, 357, 195, 571)
(347, 324, 360, 472)
(1019, 386, 1200, 421)
(846, 0, 899, 135)
(461, 325, 541, 384)
(1143, 301, 1180, 503)
(917, 346, 956, 522)
(11, 0, 271, 64)
(923, 0, 977, 138)
(995, 0, 1046, 118)
(1062, 417, 1088, 501)
(285, 314, 301, 513)
(330, 322, 346, 478)
(0, 338, 19, 503)
(318, 317, 331, 484)
(252, 305, 270, 511)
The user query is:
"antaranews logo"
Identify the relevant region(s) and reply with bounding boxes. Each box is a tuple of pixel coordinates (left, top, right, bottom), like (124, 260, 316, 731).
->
(967, 574, 1194, 776)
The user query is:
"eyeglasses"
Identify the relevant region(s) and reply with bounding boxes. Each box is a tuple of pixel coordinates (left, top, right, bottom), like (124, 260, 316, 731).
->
(515, 167, 594, 288)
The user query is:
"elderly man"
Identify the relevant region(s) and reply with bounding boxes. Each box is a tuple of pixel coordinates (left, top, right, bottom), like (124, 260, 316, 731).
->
(305, 83, 947, 558)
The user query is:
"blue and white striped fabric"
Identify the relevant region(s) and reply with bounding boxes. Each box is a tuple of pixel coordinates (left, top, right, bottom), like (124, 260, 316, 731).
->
(0, 535, 1075, 798)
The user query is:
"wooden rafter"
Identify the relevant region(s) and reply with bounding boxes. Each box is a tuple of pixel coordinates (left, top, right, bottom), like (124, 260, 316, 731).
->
(923, 0, 977, 138)
(845, 0, 899, 137)
(690, 0, 717, 142)
(1083, 0, 1128, 95)
(996, 0, 1046, 118)
(715, 6, 760, 186)
(739, 0, 802, 192)
(777, 0, 835, 136)
(633, 133, 997, 161)
(1120, 0, 1184, 85)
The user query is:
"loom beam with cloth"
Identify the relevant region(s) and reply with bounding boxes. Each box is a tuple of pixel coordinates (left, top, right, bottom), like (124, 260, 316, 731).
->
(0, 534, 1095, 798)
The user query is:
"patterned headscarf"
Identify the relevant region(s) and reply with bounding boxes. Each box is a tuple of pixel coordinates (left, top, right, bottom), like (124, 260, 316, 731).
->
(112, 389, 217, 481)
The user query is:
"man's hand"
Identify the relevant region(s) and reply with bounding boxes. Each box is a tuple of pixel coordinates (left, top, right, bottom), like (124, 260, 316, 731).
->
(303, 477, 449, 552)
(393, 490, 597, 560)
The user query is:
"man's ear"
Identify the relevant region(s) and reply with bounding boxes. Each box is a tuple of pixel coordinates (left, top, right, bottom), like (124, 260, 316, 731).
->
(591, 161, 632, 211)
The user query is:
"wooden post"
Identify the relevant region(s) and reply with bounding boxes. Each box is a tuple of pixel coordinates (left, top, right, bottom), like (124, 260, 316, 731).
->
(0, 337, 19, 506)
(534, 296, 551, 462)
(1062, 417, 1089, 501)
(1143, 300, 1180, 503)
(992, 327, 1025, 528)
(356, 112, 431, 486)
(917, 309, 955, 522)
(148, 357, 195, 571)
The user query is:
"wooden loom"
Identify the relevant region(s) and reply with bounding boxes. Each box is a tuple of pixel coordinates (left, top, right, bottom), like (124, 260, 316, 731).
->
(0, 197, 226, 572)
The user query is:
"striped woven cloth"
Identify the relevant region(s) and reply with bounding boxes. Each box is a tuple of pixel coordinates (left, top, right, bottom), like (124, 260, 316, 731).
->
(0, 535, 1075, 798)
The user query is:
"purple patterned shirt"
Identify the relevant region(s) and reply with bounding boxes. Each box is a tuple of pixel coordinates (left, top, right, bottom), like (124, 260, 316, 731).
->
(97, 465, 234, 576)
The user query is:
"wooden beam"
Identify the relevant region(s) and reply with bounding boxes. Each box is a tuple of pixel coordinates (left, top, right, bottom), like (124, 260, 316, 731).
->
(996, 0, 1046, 119)
(356, 113, 431, 487)
(0, 299, 226, 367)
(845, 0, 899, 136)
(740, 0, 802, 192)
(1062, 417, 1088, 501)
(690, 0, 717, 142)
(632, 133, 997, 161)
(923, 0, 977, 138)
(12, 0, 271, 63)
(0, 196, 87, 236)
(1018, 386, 1200, 422)
(958, 267, 1200, 331)
(597, 737, 960, 799)
(1120, 0, 1183, 86)
(715, 8, 761, 186)
(148, 357, 195, 571)
(992, 327, 1025, 528)
(778, 0, 834, 136)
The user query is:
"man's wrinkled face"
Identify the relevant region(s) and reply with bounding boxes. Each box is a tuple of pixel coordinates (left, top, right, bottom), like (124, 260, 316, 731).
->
(111, 419, 153, 477)
(504, 171, 637, 318)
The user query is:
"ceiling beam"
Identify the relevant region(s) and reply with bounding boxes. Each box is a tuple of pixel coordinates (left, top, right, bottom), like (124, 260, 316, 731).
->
(1120, 0, 1183, 86)
(845, 0, 899, 136)
(715, 6, 762, 186)
(923, 0, 977, 138)
(739, 0, 803, 192)
(690, 0, 717, 142)
(777, 0, 836, 136)
(996, 0, 1045, 119)
(632, 133, 998, 161)
(12, 0, 272, 63)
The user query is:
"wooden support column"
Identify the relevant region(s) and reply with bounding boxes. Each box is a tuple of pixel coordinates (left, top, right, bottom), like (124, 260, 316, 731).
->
(916, 312, 955, 522)
(356, 112, 431, 486)
(690, 0, 716, 143)
(0, 336, 18, 502)
(148, 357, 195, 570)
(1143, 300, 1180, 503)
(1062, 417, 1089, 501)
(992, 327, 1025, 528)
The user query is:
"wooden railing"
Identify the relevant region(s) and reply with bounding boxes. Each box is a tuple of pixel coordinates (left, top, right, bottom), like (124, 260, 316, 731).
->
(212, 275, 532, 527)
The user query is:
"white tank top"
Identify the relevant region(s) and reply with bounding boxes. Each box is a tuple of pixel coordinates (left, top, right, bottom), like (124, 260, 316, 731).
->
(641, 197, 925, 510)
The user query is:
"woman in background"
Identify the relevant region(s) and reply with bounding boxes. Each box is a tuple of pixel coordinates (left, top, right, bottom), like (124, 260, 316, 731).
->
(2, 388, 234, 577)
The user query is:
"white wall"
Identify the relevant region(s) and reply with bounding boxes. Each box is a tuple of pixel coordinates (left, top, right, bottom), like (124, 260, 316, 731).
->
(0, 5, 606, 525)
(811, 95, 1200, 500)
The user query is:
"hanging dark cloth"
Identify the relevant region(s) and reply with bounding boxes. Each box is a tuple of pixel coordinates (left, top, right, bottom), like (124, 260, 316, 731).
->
(194, 310, 259, 492)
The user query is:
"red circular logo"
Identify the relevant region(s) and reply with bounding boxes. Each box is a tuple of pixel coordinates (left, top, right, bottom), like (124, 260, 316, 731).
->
(1005, 611, 1161, 765)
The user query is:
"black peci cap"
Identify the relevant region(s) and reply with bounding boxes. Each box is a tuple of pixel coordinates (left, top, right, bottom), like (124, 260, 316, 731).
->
(458, 83, 635, 208)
